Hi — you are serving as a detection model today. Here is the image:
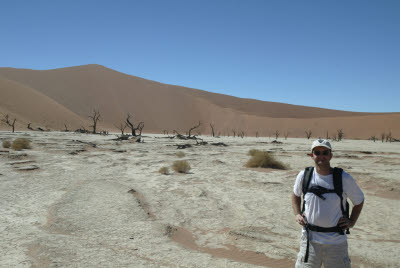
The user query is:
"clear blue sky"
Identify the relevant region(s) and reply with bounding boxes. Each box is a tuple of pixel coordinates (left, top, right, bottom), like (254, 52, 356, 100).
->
(1, 0, 399, 112)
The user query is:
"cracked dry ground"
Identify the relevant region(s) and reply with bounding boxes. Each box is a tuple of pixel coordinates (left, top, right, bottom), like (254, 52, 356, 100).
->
(1, 131, 399, 267)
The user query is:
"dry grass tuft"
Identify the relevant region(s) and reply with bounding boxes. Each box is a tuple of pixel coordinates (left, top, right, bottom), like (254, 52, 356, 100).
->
(248, 149, 261, 156)
(245, 150, 287, 170)
(176, 151, 185, 158)
(11, 138, 31, 150)
(159, 166, 170, 175)
(172, 160, 191, 173)
(2, 140, 11, 148)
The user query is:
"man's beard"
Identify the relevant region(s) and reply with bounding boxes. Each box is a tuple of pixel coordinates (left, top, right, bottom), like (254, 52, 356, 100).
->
(316, 159, 330, 167)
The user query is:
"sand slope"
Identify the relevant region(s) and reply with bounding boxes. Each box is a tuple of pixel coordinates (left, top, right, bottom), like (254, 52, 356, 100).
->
(0, 77, 87, 130)
(0, 65, 399, 138)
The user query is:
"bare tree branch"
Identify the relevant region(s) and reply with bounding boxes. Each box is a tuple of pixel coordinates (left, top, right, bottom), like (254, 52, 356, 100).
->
(337, 129, 344, 141)
(188, 121, 201, 138)
(284, 132, 289, 140)
(114, 122, 127, 135)
(386, 131, 392, 143)
(125, 113, 143, 137)
(210, 123, 215, 137)
(305, 130, 312, 140)
(274, 130, 280, 140)
(1, 114, 16, 133)
(88, 109, 101, 134)
(137, 122, 144, 136)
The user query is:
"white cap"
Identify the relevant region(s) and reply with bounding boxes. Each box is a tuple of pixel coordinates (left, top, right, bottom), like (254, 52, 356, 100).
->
(311, 139, 332, 151)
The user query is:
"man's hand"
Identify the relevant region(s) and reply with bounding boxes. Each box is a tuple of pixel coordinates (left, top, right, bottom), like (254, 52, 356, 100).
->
(338, 217, 355, 229)
(295, 214, 306, 226)
(292, 193, 306, 227)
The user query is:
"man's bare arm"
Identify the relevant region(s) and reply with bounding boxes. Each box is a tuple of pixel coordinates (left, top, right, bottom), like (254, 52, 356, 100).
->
(291, 193, 306, 226)
(338, 200, 364, 229)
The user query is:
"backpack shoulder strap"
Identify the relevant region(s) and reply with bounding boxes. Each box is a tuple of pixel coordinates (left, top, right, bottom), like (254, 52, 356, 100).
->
(302, 167, 314, 195)
(332, 167, 343, 195)
(301, 167, 314, 214)
(333, 167, 350, 234)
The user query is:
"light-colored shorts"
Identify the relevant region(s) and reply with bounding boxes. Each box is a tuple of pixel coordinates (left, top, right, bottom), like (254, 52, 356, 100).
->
(295, 236, 351, 268)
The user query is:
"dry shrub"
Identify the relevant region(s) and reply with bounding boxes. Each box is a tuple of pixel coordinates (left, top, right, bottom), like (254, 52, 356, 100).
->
(245, 150, 287, 170)
(11, 138, 31, 150)
(2, 140, 11, 148)
(248, 149, 261, 156)
(176, 151, 185, 158)
(159, 166, 170, 175)
(172, 160, 191, 173)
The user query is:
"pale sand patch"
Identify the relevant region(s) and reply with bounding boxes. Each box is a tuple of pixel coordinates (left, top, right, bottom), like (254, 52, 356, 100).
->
(169, 226, 294, 267)
(0, 131, 399, 267)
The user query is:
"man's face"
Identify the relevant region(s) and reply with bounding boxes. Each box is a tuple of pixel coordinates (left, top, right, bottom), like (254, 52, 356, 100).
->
(310, 146, 332, 168)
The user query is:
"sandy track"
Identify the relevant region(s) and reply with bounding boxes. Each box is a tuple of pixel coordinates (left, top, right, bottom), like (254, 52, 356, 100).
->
(0, 131, 399, 267)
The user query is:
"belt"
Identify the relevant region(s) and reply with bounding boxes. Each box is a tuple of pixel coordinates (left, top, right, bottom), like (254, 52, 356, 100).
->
(303, 219, 345, 263)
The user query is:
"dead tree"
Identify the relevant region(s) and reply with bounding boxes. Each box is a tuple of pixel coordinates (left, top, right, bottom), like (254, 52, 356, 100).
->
(126, 114, 144, 137)
(173, 130, 186, 139)
(239, 130, 245, 138)
(188, 121, 201, 138)
(75, 126, 89, 133)
(114, 122, 127, 135)
(337, 129, 344, 141)
(210, 123, 215, 137)
(64, 124, 69, 132)
(1, 114, 16, 133)
(326, 131, 329, 140)
(27, 123, 33, 130)
(370, 135, 377, 142)
(89, 109, 101, 134)
(284, 132, 289, 140)
(386, 131, 392, 143)
(305, 130, 312, 140)
(274, 130, 280, 140)
(256, 131, 259, 138)
(232, 130, 236, 137)
(137, 122, 145, 136)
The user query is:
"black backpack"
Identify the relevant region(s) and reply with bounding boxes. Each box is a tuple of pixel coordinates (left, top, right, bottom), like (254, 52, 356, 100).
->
(301, 166, 350, 233)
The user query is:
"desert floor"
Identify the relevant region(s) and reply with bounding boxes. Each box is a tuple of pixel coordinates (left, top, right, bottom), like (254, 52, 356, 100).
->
(0, 131, 399, 268)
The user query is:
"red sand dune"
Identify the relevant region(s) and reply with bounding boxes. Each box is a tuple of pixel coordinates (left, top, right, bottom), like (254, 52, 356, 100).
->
(0, 64, 399, 138)
(0, 77, 86, 130)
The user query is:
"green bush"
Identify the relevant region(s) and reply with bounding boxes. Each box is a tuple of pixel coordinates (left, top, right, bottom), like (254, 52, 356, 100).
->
(11, 138, 31, 150)
(159, 166, 170, 175)
(176, 151, 185, 158)
(2, 140, 11, 148)
(172, 160, 191, 173)
(245, 150, 287, 170)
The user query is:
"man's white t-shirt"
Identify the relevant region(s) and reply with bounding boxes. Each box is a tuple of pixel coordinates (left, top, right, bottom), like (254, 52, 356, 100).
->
(293, 169, 364, 244)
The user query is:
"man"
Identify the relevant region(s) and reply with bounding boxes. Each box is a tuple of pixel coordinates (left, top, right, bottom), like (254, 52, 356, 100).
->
(291, 139, 364, 268)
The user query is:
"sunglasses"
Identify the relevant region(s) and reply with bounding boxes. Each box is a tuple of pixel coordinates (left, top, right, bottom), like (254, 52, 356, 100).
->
(313, 150, 330, 156)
